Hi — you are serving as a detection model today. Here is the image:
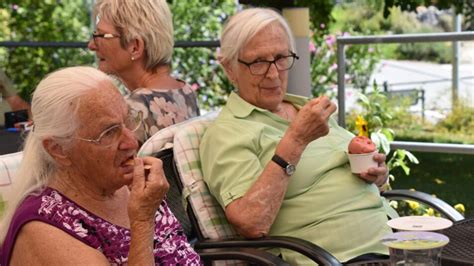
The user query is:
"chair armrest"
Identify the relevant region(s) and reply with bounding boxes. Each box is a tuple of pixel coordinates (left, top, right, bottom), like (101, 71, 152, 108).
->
(197, 247, 289, 265)
(195, 235, 342, 266)
(381, 189, 464, 222)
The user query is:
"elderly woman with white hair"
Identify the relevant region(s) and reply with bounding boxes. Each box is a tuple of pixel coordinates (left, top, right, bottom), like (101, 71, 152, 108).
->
(0, 67, 201, 265)
(200, 8, 392, 265)
(88, 0, 199, 144)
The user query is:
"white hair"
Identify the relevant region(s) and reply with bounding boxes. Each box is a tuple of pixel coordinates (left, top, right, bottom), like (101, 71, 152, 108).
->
(94, 0, 174, 71)
(0, 66, 114, 243)
(219, 7, 296, 67)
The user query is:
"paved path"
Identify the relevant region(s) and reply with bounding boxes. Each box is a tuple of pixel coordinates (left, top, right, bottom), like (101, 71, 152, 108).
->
(370, 59, 473, 122)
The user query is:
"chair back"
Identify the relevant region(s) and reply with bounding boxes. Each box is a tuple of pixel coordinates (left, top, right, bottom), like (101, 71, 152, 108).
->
(0, 151, 23, 213)
(137, 111, 238, 241)
(171, 116, 239, 241)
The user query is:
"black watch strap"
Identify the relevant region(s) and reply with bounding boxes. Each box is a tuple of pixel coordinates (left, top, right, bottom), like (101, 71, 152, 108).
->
(271, 154, 296, 176)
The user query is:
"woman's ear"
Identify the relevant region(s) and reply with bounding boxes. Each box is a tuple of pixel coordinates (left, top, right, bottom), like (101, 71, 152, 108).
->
(42, 138, 72, 166)
(221, 60, 237, 85)
(128, 37, 145, 61)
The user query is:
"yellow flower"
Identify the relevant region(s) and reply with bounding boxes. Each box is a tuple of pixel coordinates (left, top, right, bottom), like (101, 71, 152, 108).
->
(425, 208, 434, 216)
(355, 115, 369, 137)
(407, 200, 420, 210)
(454, 203, 465, 214)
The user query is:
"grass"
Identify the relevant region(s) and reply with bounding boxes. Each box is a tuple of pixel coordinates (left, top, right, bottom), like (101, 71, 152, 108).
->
(390, 151, 474, 218)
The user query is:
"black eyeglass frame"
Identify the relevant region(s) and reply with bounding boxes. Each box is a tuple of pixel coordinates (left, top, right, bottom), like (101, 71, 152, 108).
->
(237, 51, 299, 75)
(91, 32, 121, 46)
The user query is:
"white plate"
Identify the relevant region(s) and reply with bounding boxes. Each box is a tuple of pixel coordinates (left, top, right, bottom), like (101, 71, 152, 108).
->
(387, 216, 453, 231)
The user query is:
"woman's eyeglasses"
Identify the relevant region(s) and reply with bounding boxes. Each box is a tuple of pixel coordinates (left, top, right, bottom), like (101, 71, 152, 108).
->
(238, 52, 299, 76)
(91, 32, 121, 46)
(73, 110, 143, 147)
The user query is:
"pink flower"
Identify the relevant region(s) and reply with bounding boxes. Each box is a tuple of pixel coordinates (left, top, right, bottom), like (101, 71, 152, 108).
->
(309, 41, 316, 53)
(191, 83, 199, 91)
(320, 23, 325, 29)
(368, 47, 374, 53)
(12, 4, 18, 10)
(330, 63, 337, 71)
(325, 35, 336, 47)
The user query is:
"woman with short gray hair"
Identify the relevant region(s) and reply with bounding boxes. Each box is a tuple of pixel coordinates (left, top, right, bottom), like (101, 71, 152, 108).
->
(201, 8, 391, 265)
(89, 0, 199, 144)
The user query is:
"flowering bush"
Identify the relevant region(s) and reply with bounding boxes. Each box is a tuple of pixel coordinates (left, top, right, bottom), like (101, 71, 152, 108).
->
(309, 28, 380, 98)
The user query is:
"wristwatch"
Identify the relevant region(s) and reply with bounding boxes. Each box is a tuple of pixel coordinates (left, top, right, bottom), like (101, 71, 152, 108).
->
(271, 154, 296, 176)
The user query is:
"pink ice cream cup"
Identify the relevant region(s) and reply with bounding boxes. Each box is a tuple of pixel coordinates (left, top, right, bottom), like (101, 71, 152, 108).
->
(347, 136, 378, 174)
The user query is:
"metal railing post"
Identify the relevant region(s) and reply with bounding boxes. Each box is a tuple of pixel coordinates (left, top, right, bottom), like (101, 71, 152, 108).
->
(337, 42, 346, 127)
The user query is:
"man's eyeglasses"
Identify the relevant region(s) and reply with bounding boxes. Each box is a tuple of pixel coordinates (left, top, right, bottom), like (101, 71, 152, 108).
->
(238, 52, 299, 75)
(73, 110, 143, 147)
(91, 32, 121, 46)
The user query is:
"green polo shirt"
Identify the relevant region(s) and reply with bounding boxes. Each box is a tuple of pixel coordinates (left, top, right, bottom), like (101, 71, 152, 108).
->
(200, 92, 391, 264)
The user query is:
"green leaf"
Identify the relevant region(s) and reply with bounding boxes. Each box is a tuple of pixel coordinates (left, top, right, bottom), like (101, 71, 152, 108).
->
(358, 93, 370, 105)
(405, 150, 419, 164)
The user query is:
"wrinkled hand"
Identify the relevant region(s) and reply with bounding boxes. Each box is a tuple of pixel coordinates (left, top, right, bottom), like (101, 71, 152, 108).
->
(287, 96, 337, 146)
(359, 153, 389, 187)
(127, 157, 169, 223)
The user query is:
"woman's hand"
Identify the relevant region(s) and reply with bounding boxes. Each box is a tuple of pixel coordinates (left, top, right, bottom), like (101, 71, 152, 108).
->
(359, 153, 389, 187)
(127, 156, 169, 223)
(286, 96, 337, 146)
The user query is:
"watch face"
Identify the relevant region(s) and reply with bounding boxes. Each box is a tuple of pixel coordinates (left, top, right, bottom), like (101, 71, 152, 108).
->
(286, 164, 296, 175)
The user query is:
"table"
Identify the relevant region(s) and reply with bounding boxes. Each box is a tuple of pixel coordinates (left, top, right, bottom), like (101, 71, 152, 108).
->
(0, 127, 25, 155)
(440, 217, 474, 265)
(347, 218, 474, 266)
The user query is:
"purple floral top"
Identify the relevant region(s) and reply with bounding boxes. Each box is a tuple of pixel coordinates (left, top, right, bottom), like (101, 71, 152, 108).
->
(125, 82, 199, 144)
(0, 187, 201, 265)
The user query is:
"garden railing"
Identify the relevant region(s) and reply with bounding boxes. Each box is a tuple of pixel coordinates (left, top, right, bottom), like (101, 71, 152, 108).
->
(336, 31, 474, 155)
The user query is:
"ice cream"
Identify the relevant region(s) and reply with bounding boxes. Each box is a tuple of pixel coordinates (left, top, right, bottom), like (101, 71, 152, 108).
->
(348, 136, 376, 154)
(347, 136, 378, 174)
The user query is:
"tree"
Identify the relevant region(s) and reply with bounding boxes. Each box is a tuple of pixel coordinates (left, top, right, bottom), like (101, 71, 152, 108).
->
(0, 1, 93, 102)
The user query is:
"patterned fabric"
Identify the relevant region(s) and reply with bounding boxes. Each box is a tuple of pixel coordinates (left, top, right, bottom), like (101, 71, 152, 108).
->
(0, 187, 201, 265)
(138, 112, 237, 240)
(138, 111, 242, 266)
(172, 120, 238, 240)
(138, 111, 219, 158)
(125, 82, 199, 144)
(0, 151, 23, 213)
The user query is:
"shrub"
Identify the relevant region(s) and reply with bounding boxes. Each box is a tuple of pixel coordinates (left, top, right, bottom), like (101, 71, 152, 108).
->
(435, 101, 474, 135)
(170, 0, 236, 110)
(310, 30, 380, 97)
(0, 1, 93, 102)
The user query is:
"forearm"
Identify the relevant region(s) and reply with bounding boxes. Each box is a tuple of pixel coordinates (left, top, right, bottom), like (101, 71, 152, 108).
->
(6, 96, 30, 110)
(226, 134, 307, 238)
(128, 220, 155, 266)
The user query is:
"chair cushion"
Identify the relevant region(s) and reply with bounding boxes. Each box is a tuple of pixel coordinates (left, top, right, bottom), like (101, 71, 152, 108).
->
(138, 111, 237, 239)
(0, 151, 23, 212)
(173, 118, 238, 240)
(138, 111, 219, 157)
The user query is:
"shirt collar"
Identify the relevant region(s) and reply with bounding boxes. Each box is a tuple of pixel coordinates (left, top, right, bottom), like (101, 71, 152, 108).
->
(226, 91, 308, 119)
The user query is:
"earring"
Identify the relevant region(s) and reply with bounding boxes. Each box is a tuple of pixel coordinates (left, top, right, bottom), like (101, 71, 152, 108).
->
(131, 56, 135, 61)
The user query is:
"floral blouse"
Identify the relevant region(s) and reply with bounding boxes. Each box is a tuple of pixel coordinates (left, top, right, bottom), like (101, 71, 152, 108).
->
(125, 82, 199, 144)
(0, 187, 201, 265)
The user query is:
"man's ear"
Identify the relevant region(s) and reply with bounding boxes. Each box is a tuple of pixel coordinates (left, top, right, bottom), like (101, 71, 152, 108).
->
(127, 37, 145, 61)
(42, 138, 72, 166)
